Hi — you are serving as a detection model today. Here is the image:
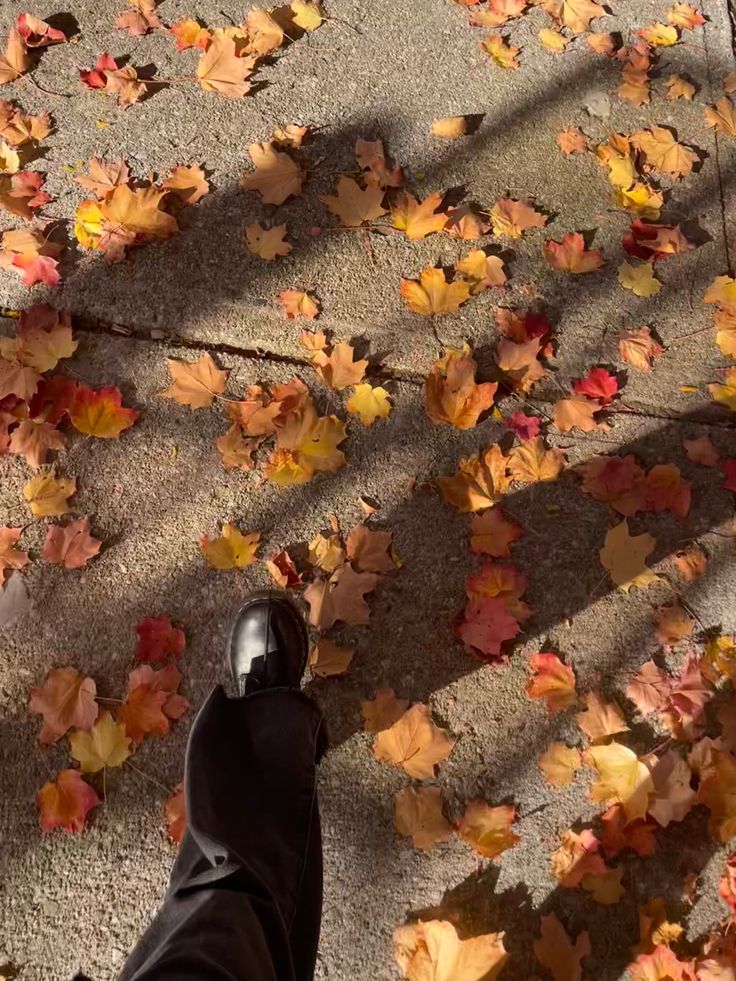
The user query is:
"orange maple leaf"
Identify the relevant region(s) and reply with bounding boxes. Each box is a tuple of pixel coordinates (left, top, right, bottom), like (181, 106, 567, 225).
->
(373, 702, 455, 778)
(525, 652, 577, 713)
(241, 141, 304, 204)
(400, 268, 470, 315)
(425, 345, 497, 429)
(70, 385, 139, 437)
(37, 769, 100, 833)
(458, 801, 520, 858)
(543, 232, 604, 272)
(160, 353, 228, 409)
(196, 32, 254, 98)
(391, 191, 447, 239)
(41, 518, 101, 569)
(29, 666, 99, 744)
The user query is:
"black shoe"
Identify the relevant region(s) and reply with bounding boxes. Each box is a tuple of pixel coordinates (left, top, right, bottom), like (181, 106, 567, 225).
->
(228, 590, 309, 696)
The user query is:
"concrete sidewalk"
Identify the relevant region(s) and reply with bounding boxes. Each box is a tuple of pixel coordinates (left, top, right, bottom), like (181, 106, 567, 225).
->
(1, 0, 736, 978)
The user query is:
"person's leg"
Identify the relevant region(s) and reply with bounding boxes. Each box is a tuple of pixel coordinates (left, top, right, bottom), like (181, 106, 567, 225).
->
(118, 592, 325, 981)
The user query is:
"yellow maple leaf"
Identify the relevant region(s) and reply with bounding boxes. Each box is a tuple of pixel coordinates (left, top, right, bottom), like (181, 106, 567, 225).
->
(100, 185, 178, 249)
(391, 191, 447, 239)
(709, 366, 736, 410)
(162, 164, 209, 206)
(346, 383, 391, 425)
(196, 31, 253, 98)
(160, 353, 228, 409)
(245, 222, 292, 260)
(320, 175, 387, 226)
(613, 182, 663, 219)
(455, 249, 506, 293)
(265, 405, 347, 485)
(291, 0, 324, 30)
(69, 712, 131, 773)
(0, 29, 30, 85)
(618, 260, 662, 297)
(587, 742, 655, 821)
(278, 289, 319, 320)
(74, 199, 105, 250)
(241, 142, 304, 205)
(23, 471, 76, 517)
(490, 198, 546, 238)
(200, 523, 260, 569)
(394, 786, 453, 850)
(400, 268, 470, 315)
(705, 274, 736, 308)
(507, 437, 566, 482)
(539, 27, 570, 51)
(599, 519, 659, 591)
(458, 801, 520, 858)
(481, 34, 521, 68)
(639, 22, 679, 44)
(538, 742, 582, 786)
(553, 395, 601, 432)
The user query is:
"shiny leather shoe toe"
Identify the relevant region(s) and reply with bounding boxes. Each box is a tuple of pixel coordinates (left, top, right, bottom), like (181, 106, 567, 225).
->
(228, 590, 308, 696)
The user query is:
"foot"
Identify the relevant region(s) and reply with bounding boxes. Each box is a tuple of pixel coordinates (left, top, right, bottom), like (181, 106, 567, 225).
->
(228, 590, 309, 696)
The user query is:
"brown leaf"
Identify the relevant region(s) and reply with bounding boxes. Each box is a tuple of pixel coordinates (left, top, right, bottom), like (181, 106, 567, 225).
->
(346, 524, 394, 573)
(197, 32, 253, 98)
(373, 703, 455, 778)
(303, 564, 379, 629)
(308, 638, 354, 677)
(160, 353, 228, 409)
(41, 518, 101, 570)
(29, 666, 99, 744)
(361, 688, 409, 732)
(394, 786, 453, 849)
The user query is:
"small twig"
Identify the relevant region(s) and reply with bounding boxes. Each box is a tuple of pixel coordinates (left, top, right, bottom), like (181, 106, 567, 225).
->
(24, 73, 74, 98)
(670, 324, 712, 343)
(125, 759, 173, 796)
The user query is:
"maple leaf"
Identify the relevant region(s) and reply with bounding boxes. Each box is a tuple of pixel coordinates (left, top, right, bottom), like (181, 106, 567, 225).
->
(171, 19, 211, 50)
(17, 13, 66, 46)
(394, 920, 508, 981)
(455, 250, 506, 293)
(266, 408, 346, 485)
(437, 443, 511, 512)
(588, 741, 655, 821)
(573, 367, 618, 405)
(23, 471, 75, 517)
(526, 652, 577, 713)
(68, 385, 138, 439)
(601, 803, 657, 858)
(538, 0, 605, 32)
(628, 945, 697, 981)
(507, 437, 566, 483)
(272, 123, 309, 148)
(557, 126, 587, 153)
(197, 33, 253, 98)
(303, 564, 378, 628)
(618, 260, 662, 297)
(37, 769, 100, 833)
(308, 530, 345, 572)
(683, 435, 718, 466)
(165, 783, 186, 843)
(481, 34, 520, 68)
(346, 524, 394, 573)
(455, 596, 521, 663)
(42, 518, 101, 570)
(309, 638, 354, 677)
(587, 32, 617, 54)
(160, 353, 228, 409)
(623, 219, 693, 261)
(600, 520, 659, 592)
(466, 561, 529, 619)
(0, 526, 28, 584)
(320, 176, 386, 227)
(458, 801, 520, 858)
(391, 192, 447, 239)
(29, 666, 99, 745)
(539, 742, 582, 786)
(0, 227, 61, 287)
(0, 358, 40, 400)
(646, 750, 696, 827)
(720, 855, 736, 916)
(553, 395, 602, 433)
(445, 204, 490, 239)
(431, 116, 468, 139)
(490, 198, 546, 238)
(544, 232, 604, 273)
(347, 383, 391, 425)
(0, 171, 50, 220)
(10, 305, 77, 373)
(425, 345, 496, 429)
(245, 222, 291, 260)
(470, 0, 527, 25)
(401, 268, 470, 315)
(715, 307, 736, 357)
(311, 341, 367, 390)
(539, 27, 570, 52)
(576, 454, 648, 515)
(674, 543, 708, 581)
(70, 711, 131, 773)
(706, 97, 736, 137)
(135, 615, 185, 662)
(576, 691, 629, 743)
(469, 509, 522, 558)
(162, 165, 209, 206)
(79, 52, 118, 89)
(361, 688, 410, 733)
(241, 142, 304, 204)
(200, 524, 260, 570)
(668, 1, 706, 27)
(698, 748, 736, 841)
(631, 126, 699, 177)
(117, 683, 168, 743)
(127, 663, 188, 722)
(551, 828, 609, 886)
(291, 0, 324, 31)
(116, 0, 163, 35)
(664, 74, 695, 100)
(355, 137, 403, 188)
(373, 702, 455, 778)
(216, 425, 259, 470)
(9, 419, 65, 469)
(278, 289, 319, 320)
(0, 29, 30, 85)
(534, 913, 591, 981)
(264, 549, 302, 589)
(614, 182, 664, 220)
(104, 64, 149, 106)
(639, 22, 679, 44)
(394, 786, 453, 850)
(618, 325, 664, 371)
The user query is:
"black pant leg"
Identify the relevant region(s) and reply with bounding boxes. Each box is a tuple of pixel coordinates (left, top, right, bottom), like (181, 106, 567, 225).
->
(117, 686, 325, 981)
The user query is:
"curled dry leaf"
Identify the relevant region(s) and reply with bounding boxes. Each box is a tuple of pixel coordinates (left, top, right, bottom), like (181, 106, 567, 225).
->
(373, 702, 455, 779)
(265, 549, 302, 588)
(394, 786, 453, 850)
(431, 116, 468, 139)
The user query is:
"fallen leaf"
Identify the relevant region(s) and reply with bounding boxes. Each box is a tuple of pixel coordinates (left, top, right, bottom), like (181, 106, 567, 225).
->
(539, 742, 582, 786)
(551, 828, 609, 886)
(68, 385, 139, 438)
(162, 165, 209, 206)
(600, 520, 659, 592)
(582, 866, 625, 905)
(309, 638, 354, 677)
(470, 0, 526, 25)
(553, 395, 602, 433)
(311, 341, 367, 390)
(639, 22, 679, 45)
(490, 198, 546, 238)
(23, 471, 75, 517)
(278, 289, 319, 320)
(698, 748, 736, 841)
(601, 803, 657, 858)
(534, 913, 591, 981)
(200, 524, 260, 570)
(320, 175, 387, 226)
(626, 661, 672, 717)
(8, 419, 65, 469)
(116, 0, 163, 35)
(395, 786, 453, 850)
(29, 666, 98, 745)
(665, 74, 695, 100)
(654, 602, 694, 646)
(455, 249, 506, 292)
(618, 260, 662, 297)
(42, 519, 101, 570)
(164, 783, 186, 843)
(646, 751, 696, 827)
(0, 526, 28, 584)
(0, 228, 60, 287)
(245, 222, 292, 260)
(526, 652, 577, 713)
(394, 920, 508, 981)
(538, 0, 605, 33)
(628, 945, 696, 981)
(304, 564, 378, 629)
(673, 542, 707, 581)
(171, 19, 211, 50)
(587, 741, 655, 821)
(291, 0, 324, 30)
(160, 353, 228, 409)
(240, 142, 304, 204)
(69, 711, 131, 773)
(539, 27, 570, 52)
(587, 32, 616, 54)
(481, 34, 521, 68)
(431, 116, 468, 139)
(17, 12, 67, 46)
(373, 703, 455, 778)
(458, 801, 520, 859)
(706, 97, 736, 136)
(216, 425, 259, 471)
(507, 437, 566, 482)
(354, 137, 403, 188)
(683, 435, 718, 466)
(401, 268, 470, 315)
(618, 326, 664, 371)
(308, 531, 345, 572)
(347, 383, 391, 425)
(437, 443, 511, 511)
(135, 615, 185, 662)
(391, 191, 447, 239)
(631, 126, 699, 177)
(197, 33, 253, 98)
(265, 549, 302, 588)
(573, 367, 619, 405)
(37, 769, 100, 833)
(544, 232, 605, 273)
(0, 29, 30, 85)
(346, 524, 394, 573)
(576, 691, 629, 743)
(425, 345, 497, 428)
(361, 688, 410, 733)
(469, 509, 522, 558)
(668, 1, 705, 28)
(557, 126, 587, 153)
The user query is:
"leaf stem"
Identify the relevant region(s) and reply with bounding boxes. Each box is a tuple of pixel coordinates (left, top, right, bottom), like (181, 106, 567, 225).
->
(125, 759, 174, 795)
